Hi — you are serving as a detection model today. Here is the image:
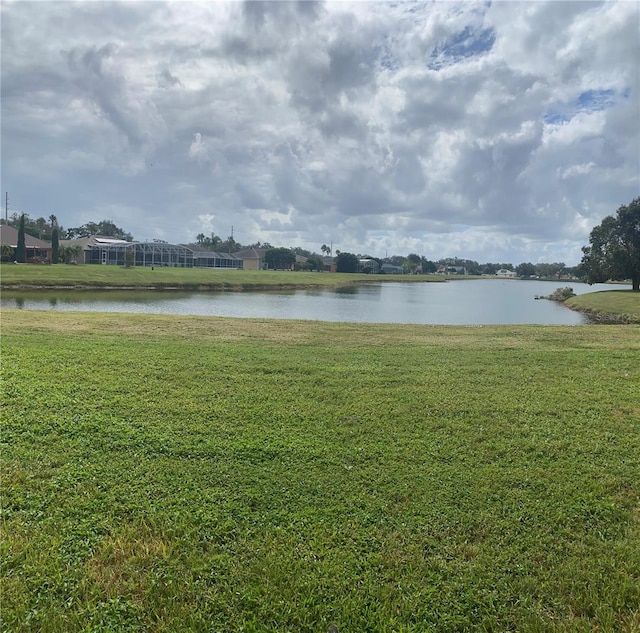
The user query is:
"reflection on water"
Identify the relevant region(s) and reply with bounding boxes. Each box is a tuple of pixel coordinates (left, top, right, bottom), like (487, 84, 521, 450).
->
(334, 285, 363, 295)
(0, 280, 630, 325)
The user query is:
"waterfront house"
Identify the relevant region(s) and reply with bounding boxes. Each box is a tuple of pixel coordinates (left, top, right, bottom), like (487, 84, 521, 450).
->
(0, 224, 52, 262)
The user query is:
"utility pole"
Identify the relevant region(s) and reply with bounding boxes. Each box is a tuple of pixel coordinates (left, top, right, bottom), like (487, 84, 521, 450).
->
(5, 192, 8, 224)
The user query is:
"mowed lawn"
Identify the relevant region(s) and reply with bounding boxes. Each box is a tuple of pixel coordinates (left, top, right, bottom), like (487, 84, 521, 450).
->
(566, 290, 640, 323)
(2, 310, 639, 632)
(0, 263, 443, 290)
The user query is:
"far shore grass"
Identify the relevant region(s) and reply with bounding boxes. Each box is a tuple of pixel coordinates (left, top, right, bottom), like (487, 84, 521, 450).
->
(566, 290, 640, 324)
(2, 310, 639, 631)
(0, 262, 444, 290)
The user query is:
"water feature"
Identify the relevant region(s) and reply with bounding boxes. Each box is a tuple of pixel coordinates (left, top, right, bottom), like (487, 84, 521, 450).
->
(1, 279, 628, 325)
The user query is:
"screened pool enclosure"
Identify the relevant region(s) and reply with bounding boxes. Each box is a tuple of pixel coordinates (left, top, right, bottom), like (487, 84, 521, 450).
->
(84, 239, 242, 269)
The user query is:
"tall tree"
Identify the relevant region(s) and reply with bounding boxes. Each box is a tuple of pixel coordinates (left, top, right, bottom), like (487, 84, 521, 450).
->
(304, 254, 324, 271)
(264, 247, 296, 270)
(336, 252, 359, 273)
(35, 217, 47, 239)
(535, 262, 566, 279)
(216, 234, 239, 254)
(66, 220, 133, 241)
(16, 214, 26, 263)
(406, 253, 422, 273)
(516, 262, 536, 278)
(52, 228, 60, 264)
(421, 257, 437, 274)
(581, 198, 640, 291)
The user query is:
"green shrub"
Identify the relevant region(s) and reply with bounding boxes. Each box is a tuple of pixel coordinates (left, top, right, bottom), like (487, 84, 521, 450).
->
(544, 286, 576, 301)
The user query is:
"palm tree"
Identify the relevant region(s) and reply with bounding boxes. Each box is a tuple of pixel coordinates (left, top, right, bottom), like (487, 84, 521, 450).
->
(1, 244, 14, 261)
(69, 244, 83, 262)
(59, 244, 83, 264)
(36, 217, 47, 239)
(225, 235, 237, 254)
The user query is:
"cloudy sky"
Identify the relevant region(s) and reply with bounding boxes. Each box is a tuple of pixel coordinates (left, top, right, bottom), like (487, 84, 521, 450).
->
(1, 1, 638, 264)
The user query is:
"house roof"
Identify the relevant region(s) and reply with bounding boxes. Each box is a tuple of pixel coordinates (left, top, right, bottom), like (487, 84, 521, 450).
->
(192, 251, 241, 260)
(0, 224, 52, 249)
(60, 235, 135, 249)
(233, 247, 267, 260)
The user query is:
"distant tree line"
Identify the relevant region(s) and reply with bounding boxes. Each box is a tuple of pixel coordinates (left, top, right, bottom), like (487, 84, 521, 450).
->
(326, 252, 580, 278)
(1, 214, 133, 242)
(65, 220, 133, 241)
(2, 212, 61, 241)
(0, 213, 596, 280)
(4, 198, 636, 289)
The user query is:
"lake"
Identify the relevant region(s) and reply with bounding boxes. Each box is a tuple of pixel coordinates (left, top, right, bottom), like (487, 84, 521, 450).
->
(0, 279, 628, 325)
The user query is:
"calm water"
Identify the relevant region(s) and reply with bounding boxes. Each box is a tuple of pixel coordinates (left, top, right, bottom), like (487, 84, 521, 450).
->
(1, 280, 627, 325)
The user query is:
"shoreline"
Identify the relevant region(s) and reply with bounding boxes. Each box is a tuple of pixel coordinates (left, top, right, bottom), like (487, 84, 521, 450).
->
(0, 283, 362, 292)
(563, 301, 640, 324)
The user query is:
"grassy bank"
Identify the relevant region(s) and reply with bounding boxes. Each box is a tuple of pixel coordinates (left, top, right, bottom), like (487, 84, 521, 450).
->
(565, 290, 640, 323)
(0, 263, 443, 290)
(2, 310, 639, 632)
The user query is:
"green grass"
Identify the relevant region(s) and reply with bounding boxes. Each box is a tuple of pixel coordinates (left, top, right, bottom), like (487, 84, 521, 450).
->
(0, 263, 443, 290)
(566, 290, 640, 323)
(2, 310, 639, 632)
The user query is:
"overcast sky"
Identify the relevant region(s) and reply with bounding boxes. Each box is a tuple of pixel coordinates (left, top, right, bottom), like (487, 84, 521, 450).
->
(1, 1, 638, 264)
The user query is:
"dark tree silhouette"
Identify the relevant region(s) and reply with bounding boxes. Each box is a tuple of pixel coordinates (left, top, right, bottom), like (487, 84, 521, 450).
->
(52, 228, 60, 264)
(336, 252, 359, 273)
(581, 198, 640, 291)
(16, 214, 26, 263)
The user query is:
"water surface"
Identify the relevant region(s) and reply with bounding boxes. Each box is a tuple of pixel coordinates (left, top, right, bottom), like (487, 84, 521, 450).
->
(1, 280, 627, 325)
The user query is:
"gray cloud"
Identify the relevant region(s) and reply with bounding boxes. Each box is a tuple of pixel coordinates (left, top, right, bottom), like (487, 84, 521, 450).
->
(1, 0, 638, 264)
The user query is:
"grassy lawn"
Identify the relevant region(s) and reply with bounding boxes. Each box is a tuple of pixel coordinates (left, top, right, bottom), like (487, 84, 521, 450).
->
(2, 310, 639, 632)
(0, 263, 443, 290)
(566, 290, 640, 323)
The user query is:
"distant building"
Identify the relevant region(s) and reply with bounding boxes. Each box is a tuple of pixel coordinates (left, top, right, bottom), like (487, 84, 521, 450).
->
(60, 236, 132, 265)
(496, 268, 516, 277)
(60, 235, 243, 268)
(322, 257, 337, 273)
(0, 224, 52, 262)
(233, 247, 267, 270)
(381, 263, 404, 274)
(436, 265, 466, 275)
(358, 258, 380, 274)
(192, 250, 242, 269)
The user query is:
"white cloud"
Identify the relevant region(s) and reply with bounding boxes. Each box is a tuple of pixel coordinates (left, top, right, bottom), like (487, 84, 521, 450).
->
(188, 132, 211, 164)
(1, 0, 638, 264)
